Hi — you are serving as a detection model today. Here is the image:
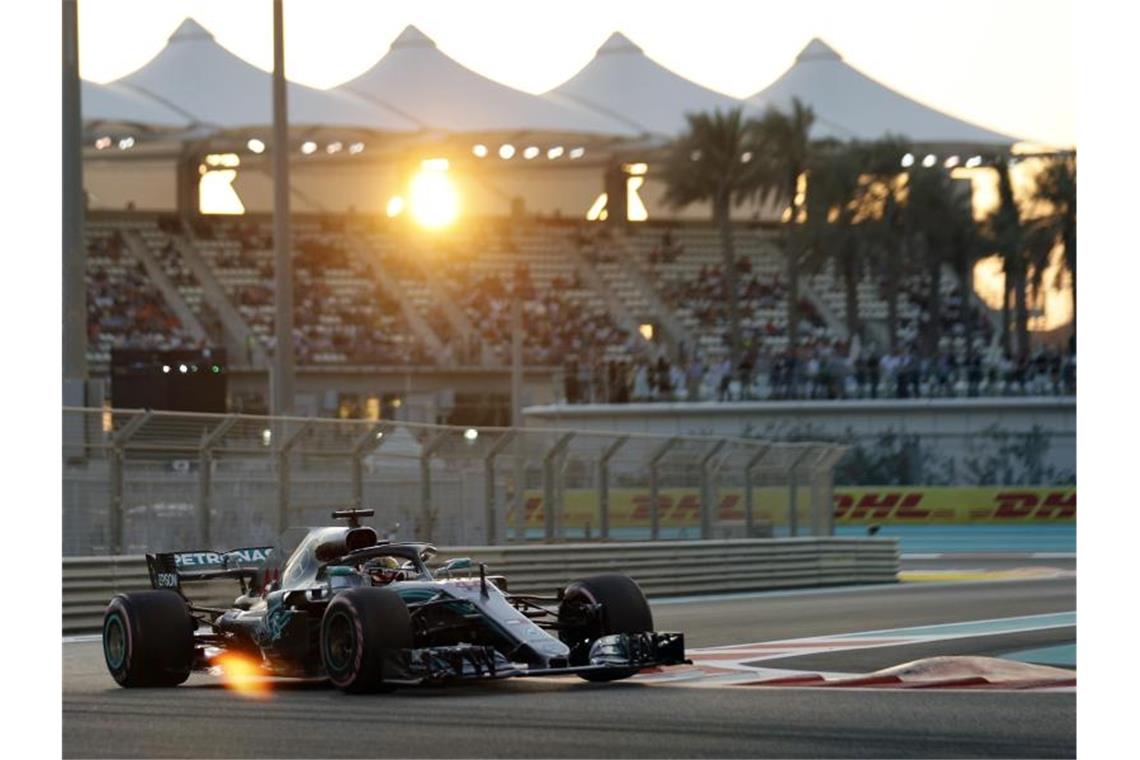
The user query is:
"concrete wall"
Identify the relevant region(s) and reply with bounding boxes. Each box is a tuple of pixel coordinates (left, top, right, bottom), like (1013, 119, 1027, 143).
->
(523, 398, 1077, 486)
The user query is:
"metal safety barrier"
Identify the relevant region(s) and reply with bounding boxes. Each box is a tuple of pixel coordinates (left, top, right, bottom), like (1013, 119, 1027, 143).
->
(63, 407, 847, 555)
(62, 537, 898, 634)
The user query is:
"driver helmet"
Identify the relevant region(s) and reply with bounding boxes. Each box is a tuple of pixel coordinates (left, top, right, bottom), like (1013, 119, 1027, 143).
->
(364, 556, 405, 586)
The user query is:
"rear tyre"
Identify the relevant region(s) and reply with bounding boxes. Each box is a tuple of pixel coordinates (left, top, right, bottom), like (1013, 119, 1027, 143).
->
(102, 591, 194, 687)
(321, 587, 413, 693)
(558, 573, 653, 682)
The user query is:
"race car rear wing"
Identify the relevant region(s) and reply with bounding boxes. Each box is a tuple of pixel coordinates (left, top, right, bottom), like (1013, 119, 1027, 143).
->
(146, 546, 274, 592)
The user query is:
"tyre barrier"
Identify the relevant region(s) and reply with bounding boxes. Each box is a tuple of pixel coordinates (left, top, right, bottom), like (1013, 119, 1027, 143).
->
(62, 537, 899, 635)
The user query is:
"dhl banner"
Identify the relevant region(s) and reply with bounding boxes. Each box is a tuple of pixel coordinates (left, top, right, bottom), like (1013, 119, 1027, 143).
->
(509, 487, 1075, 527)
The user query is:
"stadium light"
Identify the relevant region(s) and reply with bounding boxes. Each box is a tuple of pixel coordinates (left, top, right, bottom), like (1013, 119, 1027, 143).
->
(523, 146, 540, 160)
(94, 136, 112, 150)
(499, 144, 516, 159)
(901, 153, 915, 167)
(247, 138, 266, 154)
(944, 155, 960, 168)
(569, 147, 585, 159)
(326, 141, 343, 154)
(211, 364, 221, 374)
(162, 364, 171, 374)
(118, 136, 135, 150)
(586, 193, 608, 221)
(627, 176, 648, 221)
(623, 162, 648, 175)
(261, 429, 272, 447)
(639, 323, 654, 340)
(472, 144, 488, 158)
(463, 428, 479, 442)
(966, 155, 983, 168)
(349, 142, 364, 154)
(300, 141, 317, 155)
(179, 363, 188, 374)
(547, 146, 564, 159)
(922, 154, 937, 167)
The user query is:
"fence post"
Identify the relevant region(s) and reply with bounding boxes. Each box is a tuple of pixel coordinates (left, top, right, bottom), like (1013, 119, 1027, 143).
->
(482, 431, 515, 546)
(419, 432, 448, 542)
(108, 411, 152, 555)
(350, 422, 390, 508)
(542, 433, 575, 542)
(699, 440, 727, 539)
(109, 447, 124, 555)
(597, 436, 628, 541)
(647, 437, 678, 541)
(198, 415, 238, 547)
(276, 419, 313, 535)
(743, 444, 771, 536)
(787, 446, 814, 538)
(809, 445, 849, 536)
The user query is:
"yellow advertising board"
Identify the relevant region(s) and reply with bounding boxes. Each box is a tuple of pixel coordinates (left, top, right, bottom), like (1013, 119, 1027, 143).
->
(510, 486, 1075, 527)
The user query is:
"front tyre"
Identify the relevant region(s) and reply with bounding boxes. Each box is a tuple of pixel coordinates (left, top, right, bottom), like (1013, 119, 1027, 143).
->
(321, 587, 413, 693)
(103, 591, 194, 687)
(558, 573, 653, 682)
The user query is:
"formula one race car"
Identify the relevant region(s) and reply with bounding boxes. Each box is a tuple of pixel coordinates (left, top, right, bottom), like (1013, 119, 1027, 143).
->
(102, 509, 687, 692)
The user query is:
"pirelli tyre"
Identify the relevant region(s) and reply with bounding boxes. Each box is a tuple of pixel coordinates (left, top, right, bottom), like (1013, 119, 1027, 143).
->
(558, 572, 654, 682)
(103, 591, 195, 687)
(320, 587, 413, 693)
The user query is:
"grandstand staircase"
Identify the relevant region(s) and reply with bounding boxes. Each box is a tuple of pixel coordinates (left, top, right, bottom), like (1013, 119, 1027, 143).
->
(800, 279, 846, 341)
(606, 233, 695, 358)
(407, 251, 485, 361)
(565, 246, 641, 343)
(352, 246, 448, 358)
(172, 234, 269, 369)
(121, 230, 209, 345)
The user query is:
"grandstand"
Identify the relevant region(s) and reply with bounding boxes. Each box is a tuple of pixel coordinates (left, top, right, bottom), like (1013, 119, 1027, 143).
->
(81, 209, 1073, 413)
(66, 19, 1074, 418)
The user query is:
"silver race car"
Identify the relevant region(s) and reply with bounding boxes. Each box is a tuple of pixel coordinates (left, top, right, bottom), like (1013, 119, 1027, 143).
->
(102, 509, 687, 692)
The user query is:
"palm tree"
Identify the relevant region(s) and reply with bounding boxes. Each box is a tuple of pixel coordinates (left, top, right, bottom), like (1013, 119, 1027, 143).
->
(857, 136, 912, 351)
(1029, 152, 1076, 330)
(905, 166, 979, 353)
(804, 140, 863, 340)
(753, 99, 815, 350)
(987, 155, 1030, 359)
(660, 107, 765, 368)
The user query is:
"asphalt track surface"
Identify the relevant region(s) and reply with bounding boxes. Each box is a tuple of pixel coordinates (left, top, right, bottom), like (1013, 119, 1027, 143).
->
(63, 560, 1075, 758)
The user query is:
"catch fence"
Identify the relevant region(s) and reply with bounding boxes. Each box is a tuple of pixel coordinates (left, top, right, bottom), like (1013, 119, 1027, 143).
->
(62, 407, 847, 556)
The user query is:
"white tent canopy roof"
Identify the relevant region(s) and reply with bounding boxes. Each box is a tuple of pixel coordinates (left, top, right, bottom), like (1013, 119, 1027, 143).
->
(549, 32, 741, 138)
(111, 18, 418, 132)
(747, 38, 1016, 147)
(81, 80, 191, 130)
(336, 25, 636, 137)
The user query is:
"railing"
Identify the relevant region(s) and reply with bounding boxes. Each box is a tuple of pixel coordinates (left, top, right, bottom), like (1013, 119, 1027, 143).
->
(61, 537, 899, 634)
(63, 407, 847, 556)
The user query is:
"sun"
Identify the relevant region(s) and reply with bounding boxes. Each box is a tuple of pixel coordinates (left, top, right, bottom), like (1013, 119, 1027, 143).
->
(409, 161, 459, 229)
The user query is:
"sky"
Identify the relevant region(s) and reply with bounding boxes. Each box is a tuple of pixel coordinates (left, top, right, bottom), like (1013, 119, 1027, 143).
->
(77, 0, 1075, 148)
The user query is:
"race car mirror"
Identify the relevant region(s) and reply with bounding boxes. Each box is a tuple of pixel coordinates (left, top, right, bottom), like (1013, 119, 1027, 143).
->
(438, 557, 472, 577)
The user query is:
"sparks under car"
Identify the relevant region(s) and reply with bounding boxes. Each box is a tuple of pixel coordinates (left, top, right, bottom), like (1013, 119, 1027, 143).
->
(101, 509, 687, 692)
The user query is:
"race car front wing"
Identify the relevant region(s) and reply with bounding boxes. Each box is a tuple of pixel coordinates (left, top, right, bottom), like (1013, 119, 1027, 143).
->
(379, 632, 688, 684)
